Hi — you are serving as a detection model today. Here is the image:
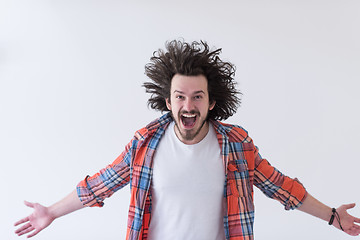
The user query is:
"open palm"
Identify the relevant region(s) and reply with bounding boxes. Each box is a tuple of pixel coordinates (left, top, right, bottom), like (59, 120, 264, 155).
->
(335, 203, 360, 236)
(14, 201, 55, 238)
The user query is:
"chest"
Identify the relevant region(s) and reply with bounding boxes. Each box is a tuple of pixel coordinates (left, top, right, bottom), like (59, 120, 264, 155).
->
(151, 124, 225, 195)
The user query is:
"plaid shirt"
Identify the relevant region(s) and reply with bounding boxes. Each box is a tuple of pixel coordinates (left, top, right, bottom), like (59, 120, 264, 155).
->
(77, 113, 307, 240)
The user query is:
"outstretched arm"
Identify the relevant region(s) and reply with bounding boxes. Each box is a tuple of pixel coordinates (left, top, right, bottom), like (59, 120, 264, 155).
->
(298, 193, 360, 236)
(14, 189, 84, 238)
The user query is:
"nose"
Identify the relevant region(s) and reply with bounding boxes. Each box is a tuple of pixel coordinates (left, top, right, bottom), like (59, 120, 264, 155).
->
(183, 98, 195, 112)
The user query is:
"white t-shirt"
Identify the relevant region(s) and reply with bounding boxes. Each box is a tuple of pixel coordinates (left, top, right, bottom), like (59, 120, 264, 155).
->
(148, 122, 226, 240)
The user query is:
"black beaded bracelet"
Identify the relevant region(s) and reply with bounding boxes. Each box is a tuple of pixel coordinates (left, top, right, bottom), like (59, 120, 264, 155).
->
(328, 208, 344, 231)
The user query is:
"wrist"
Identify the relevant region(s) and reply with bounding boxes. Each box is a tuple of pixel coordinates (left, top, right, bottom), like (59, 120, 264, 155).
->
(47, 204, 59, 220)
(328, 207, 344, 231)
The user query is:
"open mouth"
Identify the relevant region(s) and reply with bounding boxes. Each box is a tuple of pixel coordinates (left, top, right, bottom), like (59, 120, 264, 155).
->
(180, 113, 197, 128)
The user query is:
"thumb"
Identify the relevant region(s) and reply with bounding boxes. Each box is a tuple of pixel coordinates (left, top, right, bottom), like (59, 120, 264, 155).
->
(24, 200, 34, 208)
(342, 203, 356, 210)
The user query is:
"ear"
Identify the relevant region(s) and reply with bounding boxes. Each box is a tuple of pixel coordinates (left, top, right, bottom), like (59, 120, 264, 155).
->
(209, 100, 216, 111)
(165, 98, 172, 111)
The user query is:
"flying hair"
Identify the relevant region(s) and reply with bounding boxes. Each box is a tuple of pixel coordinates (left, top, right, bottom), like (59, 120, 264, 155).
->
(143, 39, 241, 121)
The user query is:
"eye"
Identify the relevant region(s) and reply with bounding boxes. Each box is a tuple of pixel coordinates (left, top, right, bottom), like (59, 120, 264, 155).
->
(194, 95, 202, 100)
(176, 95, 185, 100)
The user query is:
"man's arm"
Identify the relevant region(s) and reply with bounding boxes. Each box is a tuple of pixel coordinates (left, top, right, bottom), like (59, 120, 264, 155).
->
(14, 134, 136, 238)
(298, 193, 360, 236)
(14, 189, 84, 238)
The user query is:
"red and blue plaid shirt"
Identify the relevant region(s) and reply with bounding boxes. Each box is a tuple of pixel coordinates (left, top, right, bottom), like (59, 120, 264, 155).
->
(77, 113, 307, 240)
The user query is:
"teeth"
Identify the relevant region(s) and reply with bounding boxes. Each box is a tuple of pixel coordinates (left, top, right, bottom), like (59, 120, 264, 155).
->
(182, 114, 196, 118)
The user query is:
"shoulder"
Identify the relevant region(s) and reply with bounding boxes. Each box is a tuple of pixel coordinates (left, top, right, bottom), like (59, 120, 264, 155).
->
(133, 113, 173, 141)
(212, 120, 253, 144)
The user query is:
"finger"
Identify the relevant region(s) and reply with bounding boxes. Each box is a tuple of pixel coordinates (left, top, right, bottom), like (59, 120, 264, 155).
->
(14, 216, 29, 226)
(27, 229, 41, 238)
(15, 223, 32, 235)
(354, 217, 360, 223)
(17, 226, 34, 236)
(24, 201, 35, 208)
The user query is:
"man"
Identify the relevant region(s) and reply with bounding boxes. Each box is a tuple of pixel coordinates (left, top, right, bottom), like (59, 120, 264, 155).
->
(14, 40, 360, 239)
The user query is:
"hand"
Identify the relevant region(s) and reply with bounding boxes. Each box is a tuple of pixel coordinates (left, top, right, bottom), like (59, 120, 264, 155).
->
(14, 201, 55, 238)
(334, 203, 360, 236)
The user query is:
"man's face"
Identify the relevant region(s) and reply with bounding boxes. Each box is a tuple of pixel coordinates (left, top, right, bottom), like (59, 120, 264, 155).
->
(166, 74, 215, 145)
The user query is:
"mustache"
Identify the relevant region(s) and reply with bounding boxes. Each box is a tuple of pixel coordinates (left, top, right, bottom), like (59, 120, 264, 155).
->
(179, 110, 200, 115)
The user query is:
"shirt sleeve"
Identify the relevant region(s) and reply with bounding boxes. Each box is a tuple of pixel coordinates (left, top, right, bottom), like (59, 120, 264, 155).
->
(76, 138, 135, 207)
(253, 145, 308, 210)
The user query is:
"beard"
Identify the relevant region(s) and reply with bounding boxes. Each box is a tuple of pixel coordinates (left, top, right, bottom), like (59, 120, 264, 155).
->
(171, 110, 209, 142)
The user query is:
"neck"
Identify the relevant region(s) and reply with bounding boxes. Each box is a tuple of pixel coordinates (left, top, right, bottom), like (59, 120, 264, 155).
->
(174, 120, 210, 145)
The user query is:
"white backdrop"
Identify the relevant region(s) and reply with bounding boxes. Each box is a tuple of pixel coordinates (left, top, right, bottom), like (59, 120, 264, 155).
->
(1, 1, 359, 239)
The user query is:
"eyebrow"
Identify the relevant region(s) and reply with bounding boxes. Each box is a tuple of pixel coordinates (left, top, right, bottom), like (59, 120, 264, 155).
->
(173, 90, 205, 95)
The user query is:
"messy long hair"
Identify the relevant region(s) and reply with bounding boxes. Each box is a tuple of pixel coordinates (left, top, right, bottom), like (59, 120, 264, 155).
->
(143, 39, 241, 121)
